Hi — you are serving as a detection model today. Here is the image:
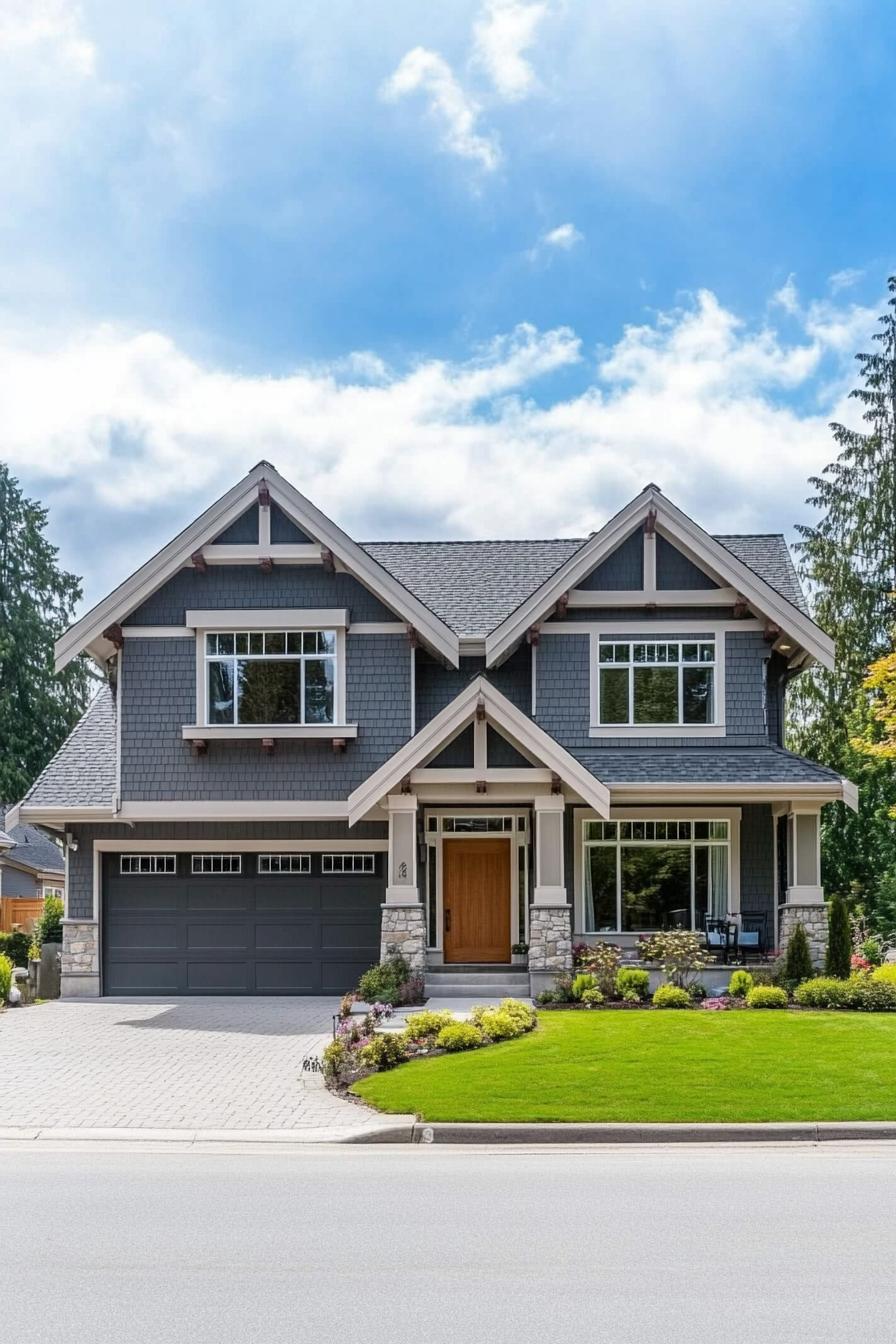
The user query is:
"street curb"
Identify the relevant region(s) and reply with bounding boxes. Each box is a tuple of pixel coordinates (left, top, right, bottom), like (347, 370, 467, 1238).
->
(410, 1121, 896, 1144)
(0, 1122, 416, 1147)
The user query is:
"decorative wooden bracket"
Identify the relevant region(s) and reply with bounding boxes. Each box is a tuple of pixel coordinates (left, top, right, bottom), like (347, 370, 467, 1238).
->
(733, 595, 748, 618)
(763, 622, 782, 644)
(643, 507, 657, 536)
(102, 622, 124, 651)
(475, 696, 486, 723)
(261, 737, 276, 754)
(550, 772, 562, 795)
(258, 481, 271, 507)
(332, 737, 347, 754)
(526, 624, 541, 647)
(475, 779, 487, 795)
(191, 739, 208, 757)
(400, 775, 413, 795)
(555, 592, 569, 618)
(258, 556, 274, 573)
(321, 547, 335, 573)
(191, 550, 208, 573)
(406, 624, 420, 649)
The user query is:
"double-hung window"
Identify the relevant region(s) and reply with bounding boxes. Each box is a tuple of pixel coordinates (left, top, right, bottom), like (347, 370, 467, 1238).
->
(205, 630, 336, 726)
(598, 640, 716, 727)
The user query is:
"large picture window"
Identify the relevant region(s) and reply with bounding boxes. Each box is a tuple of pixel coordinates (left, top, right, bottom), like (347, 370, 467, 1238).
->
(598, 640, 716, 726)
(205, 630, 336, 726)
(583, 819, 730, 933)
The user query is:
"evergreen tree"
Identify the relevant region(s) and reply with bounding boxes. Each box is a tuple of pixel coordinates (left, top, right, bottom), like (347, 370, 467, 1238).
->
(783, 922, 814, 985)
(790, 276, 896, 922)
(825, 894, 852, 979)
(0, 464, 92, 801)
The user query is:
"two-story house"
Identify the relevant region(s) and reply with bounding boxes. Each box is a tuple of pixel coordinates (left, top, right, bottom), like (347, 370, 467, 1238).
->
(6, 462, 855, 998)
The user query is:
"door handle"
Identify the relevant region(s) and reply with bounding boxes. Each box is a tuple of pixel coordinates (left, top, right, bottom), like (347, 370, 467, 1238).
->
(445, 908, 452, 932)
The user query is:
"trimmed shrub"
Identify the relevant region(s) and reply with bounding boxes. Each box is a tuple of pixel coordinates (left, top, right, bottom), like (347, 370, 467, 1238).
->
(436, 1022, 484, 1052)
(727, 970, 754, 999)
(358, 1033, 408, 1070)
(496, 998, 537, 1031)
(615, 967, 650, 1001)
(37, 895, 63, 946)
(652, 984, 691, 1009)
(550, 974, 575, 1003)
(581, 987, 604, 1006)
(403, 1010, 456, 1041)
(475, 1009, 521, 1041)
(571, 972, 598, 1001)
(746, 985, 788, 1009)
(322, 1039, 353, 1084)
(794, 977, 849, 1009)
(0, 931, 30, 968)
(842, 976, 896, 1012)
(357, 956, 411, 1007)
(871, 964, 896, 988)
(0, 953, 13, 1003)
(825, 895, 852, 980)
(783, 923, 814, 985)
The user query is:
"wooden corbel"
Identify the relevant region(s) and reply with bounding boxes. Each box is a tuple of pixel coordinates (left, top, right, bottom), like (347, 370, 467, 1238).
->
(526, 624, 541, 647)
(643, 507, 657, 536)
(733, 595, 748, 619)
(102, 622, 124, 651)
(258, 556, 274, 573)
(191, 739, 208, 757)
(555, 592, 569, 618)
(191, 550, 208, 573)
(331, 737, 347, 754)
(475, 696, 486, 723)
(261, 737, 276, 754)
(550, 772, 563, 795)
(321, 547, 335, 573)
(475, 780, 488, 795)
(258, 481, 271, 507)
(763, 622, 782, 644)
(406, 624, 420, 649)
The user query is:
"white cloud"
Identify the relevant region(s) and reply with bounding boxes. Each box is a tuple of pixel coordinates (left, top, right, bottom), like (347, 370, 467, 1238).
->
(0, 0, 95, 76)
(380, 46, 501, 172)
(771, 273, 800, 315)
(828, 267, 865, 294)
(472, 0, 548, 101)
(542, 222, 583, 250)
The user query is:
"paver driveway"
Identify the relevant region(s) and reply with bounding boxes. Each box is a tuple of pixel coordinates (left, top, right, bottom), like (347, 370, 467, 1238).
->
(0, 998, 403, 1138)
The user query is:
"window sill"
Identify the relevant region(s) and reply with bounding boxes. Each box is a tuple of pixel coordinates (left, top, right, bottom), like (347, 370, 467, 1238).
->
(181, 724, 358, 741)
(589, 724, 724, 739)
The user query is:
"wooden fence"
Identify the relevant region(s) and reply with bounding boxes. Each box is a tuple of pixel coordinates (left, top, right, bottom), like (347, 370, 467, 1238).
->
(0, 897, 45, 933)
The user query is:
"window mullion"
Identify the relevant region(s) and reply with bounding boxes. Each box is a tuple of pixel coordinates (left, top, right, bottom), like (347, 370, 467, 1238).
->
(232, 655, 238, 725)
(616, 840, 622, 933)
(300, 655, 306, 726)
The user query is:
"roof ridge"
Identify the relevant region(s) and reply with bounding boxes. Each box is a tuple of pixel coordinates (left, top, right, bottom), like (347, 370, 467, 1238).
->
(362, 537, 585, 547)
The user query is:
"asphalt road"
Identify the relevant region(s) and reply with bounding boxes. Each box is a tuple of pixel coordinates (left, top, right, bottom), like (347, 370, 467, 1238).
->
(6, 1142, 896, 1343)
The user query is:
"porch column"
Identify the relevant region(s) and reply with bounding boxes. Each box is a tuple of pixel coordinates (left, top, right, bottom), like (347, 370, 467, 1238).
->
(529, 796, 572, 994)
(779, 804, 827, 967)
(380, 794, 426, 973)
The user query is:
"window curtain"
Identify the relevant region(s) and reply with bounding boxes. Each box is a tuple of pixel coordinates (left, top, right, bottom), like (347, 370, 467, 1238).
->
(709, 845, 729, 918)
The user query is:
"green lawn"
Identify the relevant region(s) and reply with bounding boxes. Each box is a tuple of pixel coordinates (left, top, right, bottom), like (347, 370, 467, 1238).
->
(352, 1010, 896, 1122)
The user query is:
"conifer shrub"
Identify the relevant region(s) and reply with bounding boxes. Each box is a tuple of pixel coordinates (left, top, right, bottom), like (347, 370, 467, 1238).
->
(825, 895, 852, 980)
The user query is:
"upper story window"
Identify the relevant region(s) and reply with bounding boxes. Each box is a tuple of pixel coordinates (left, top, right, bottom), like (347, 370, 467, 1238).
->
(205, 630, 336, 726)
(598, 640, 716, 726)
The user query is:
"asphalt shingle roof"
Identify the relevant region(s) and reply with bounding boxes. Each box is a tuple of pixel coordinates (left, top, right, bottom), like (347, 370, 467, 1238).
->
(11, 686, 118, 814)
(0, 806, 65, 873)
(363, 533, 808, 635)
(570, 746, 841, 785)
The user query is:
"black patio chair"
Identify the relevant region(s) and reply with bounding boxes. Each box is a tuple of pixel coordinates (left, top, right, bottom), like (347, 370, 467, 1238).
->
(704, 916, 737, 965)
(738, 912, 768, 962)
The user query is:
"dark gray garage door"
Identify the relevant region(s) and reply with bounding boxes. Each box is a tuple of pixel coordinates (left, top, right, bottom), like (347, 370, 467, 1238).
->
(103, 852, 384, 995)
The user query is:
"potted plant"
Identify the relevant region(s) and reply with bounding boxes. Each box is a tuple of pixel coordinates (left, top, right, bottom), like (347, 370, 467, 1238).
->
(511, 942, 529, 966)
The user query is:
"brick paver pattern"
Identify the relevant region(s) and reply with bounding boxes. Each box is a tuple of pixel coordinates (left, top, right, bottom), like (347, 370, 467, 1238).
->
(0, 997, 387, 1133)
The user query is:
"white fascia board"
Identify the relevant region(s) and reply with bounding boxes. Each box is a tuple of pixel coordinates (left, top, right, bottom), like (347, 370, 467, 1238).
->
(609, 781, 851, 805)
(55, 462, 460, 672)
(15, 806, 116, 824)
(186, 608, 349, 629)
(485, 487, 834, 671)
(346, 675, 611, 825)
(117, 801, 350, 821)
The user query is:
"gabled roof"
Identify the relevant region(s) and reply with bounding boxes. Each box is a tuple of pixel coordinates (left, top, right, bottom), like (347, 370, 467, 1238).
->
(346, 675, 612, 824)
(483, 486, 832, 669)
(4, 687, 118, 827)
(55, 462, 460, 671)
(0, 806, 65, 872)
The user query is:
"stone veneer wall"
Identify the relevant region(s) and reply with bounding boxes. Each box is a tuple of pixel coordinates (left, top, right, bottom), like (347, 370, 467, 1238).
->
(528, 905, 572, 995)
(380, 904, 426, 973)
(61, 921, 99, 996)
(779, 904, 828, 968)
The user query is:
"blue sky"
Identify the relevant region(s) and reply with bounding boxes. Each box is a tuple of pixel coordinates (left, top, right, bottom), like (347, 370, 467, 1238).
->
(1, 0, 894, 609)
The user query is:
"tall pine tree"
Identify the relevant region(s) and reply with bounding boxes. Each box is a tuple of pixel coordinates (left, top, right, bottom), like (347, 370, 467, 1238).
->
(791, 276, 896, 918)
(0, 464, 93, 801)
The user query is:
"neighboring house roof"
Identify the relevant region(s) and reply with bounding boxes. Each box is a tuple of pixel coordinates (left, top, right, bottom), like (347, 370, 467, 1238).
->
(6, 687, 118, 823)
(364, 533, 809, 637)
(0, 806, 65, 873)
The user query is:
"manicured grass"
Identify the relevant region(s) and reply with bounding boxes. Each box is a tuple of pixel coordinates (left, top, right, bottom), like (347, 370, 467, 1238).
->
(352, 1010, 896, 1122)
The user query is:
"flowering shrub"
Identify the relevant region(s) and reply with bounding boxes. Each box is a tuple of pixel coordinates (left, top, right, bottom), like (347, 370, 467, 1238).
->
(579, 943, 623, 996)
(641, 931, 710, 990)
(572, 943, 591, 968)
(581, 988, 604, 1007)
(851, 954, 872, 972)
(701, 995, 732, 1010)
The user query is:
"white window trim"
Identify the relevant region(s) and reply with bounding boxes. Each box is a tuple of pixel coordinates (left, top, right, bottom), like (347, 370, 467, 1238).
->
(322, 853, 376, 874)
(573, 806, 741, 935)
(191, 854, 242, 874)
(588, 629, 726, 738)
(42, 884, 65, 898)
(258, 853, 311, 874)
(194, 624, 348, 730)
(119, 854, 177, 875)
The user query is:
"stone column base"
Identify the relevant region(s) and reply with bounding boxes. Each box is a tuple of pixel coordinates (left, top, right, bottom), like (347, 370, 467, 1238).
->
(528, 904, 572, 996)
(380, 903, 426, 973)
(61, 920, 100, 997)
(779, 903, 828, 969)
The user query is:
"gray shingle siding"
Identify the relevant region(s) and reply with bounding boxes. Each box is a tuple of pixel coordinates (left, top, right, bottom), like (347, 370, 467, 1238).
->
(214, 506, 259, 544)
(578, 529, 643, 590)
(414, 646, 530, 729)
(271, 504, 312, 543)
(1, 863, 39, 898)
(487, 726, 531, 767)
(740, 804, 775, 932)
(66, 819, 388, 921)
(120, 633, 410, 800)
(428, 725, 475, 767)
(123, 565, 396, 626)
(656, 535, 718, 590)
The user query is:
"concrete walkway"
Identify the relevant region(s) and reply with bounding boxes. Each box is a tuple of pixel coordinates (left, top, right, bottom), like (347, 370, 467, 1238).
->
(0, 998, 410, 1140)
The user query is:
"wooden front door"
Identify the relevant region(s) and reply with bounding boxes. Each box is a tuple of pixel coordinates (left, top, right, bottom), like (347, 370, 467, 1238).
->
(443, 838, 511, 964)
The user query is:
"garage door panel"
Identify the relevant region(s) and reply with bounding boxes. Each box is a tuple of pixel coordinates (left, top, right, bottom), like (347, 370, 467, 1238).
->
(103, 853, 383, 995)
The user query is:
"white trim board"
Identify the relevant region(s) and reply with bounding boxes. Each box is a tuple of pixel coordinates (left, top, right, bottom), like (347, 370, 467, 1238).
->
(54, 462, 460, 671)
(587, 628, 726, 740)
